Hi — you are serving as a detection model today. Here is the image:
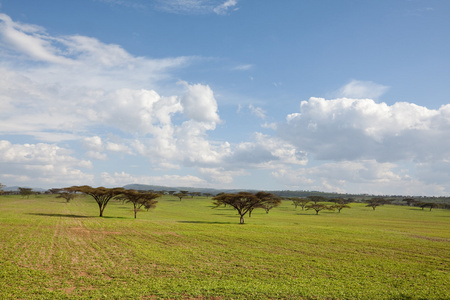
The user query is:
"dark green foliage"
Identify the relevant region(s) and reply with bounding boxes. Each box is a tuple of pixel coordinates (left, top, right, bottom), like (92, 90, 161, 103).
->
(307, 195, 327, 204)
(19, 187, 34, 198)
(212, 191, 280, 224)
(330, 204, 351, 213)
(118, 190, 160, 218)
(65, 186, 125, 217)
(290, 197, 310, 210)
(305, 203, 333, 215)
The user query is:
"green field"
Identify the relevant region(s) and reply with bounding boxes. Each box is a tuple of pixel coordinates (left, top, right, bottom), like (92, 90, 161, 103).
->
(0, 194, 449, 299)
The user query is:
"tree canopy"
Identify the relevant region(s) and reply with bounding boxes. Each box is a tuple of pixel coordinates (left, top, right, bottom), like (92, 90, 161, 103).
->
(290, 197, 310, 210)
(305, 203, 333, 215)
(118, 189, 160, 218)
(212, 191, 280, 224)
(307, 195, 327, 204)
(19, 187, 34, 198)
(66, 186, 124, 217)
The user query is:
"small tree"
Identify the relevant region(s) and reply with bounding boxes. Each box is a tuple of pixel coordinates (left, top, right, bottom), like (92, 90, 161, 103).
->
(305, 203, 333, 215)
(420, 202, 439, 211)
(174, 192, 188, 201)
(365, 198, 385, 210)
(66, 186, 124, 217)
(255, 191, 281, 214)
(19, 187, 34, 199)
(0, 183, 4, 195)
(402, 198, 417, 206)
(57, 192, 77, 203)
(290, 197, 310, 210)
(307, 195, 326, 204)
(212, 191, 278, 224)
(330, 204, 351, 213)
(119, 190, 160, 218)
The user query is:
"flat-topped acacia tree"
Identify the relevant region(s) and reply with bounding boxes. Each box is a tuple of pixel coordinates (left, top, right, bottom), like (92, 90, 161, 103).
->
(117, 189, 160, 219)
(290, 197, 310, 210)
(254, 191, 282, 214)
(66, 186, 124, 217)
(212, 191, 280, 224)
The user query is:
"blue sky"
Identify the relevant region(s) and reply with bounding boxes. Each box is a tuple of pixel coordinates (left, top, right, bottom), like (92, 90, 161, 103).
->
(1, 0, 450, 195)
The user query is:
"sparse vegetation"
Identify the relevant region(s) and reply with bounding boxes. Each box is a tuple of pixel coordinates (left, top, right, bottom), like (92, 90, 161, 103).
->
(0, 192, 448, 299)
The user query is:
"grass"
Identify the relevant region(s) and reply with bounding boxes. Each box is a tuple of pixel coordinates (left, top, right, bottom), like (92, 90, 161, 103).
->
(0, 194, 449, 299)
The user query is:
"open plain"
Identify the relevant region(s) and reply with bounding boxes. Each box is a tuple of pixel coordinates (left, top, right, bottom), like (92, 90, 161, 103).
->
(0, 194, 449, 299)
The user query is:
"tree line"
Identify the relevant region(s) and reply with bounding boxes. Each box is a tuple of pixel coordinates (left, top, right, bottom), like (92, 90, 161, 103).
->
(1, 183, 448, 223)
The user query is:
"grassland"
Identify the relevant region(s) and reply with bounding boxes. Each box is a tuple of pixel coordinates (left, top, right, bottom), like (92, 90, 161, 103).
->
(0, 194, 449, 299)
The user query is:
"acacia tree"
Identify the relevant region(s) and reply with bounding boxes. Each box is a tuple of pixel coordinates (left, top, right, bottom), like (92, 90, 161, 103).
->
(57, 192, 77, 203)
(403, 198, 417, 206)
(255, 191, 281, 214)
(212, 191, 278, 224)
(118, 190, 160, 218)
(420, 202, 439, 211)
(174, 192, 188, 201)
(305, 203, 333, 215)
(66, 186, 124, 217)
(307, 195, 326, 204)
(330, 204, 351, 213)
(19, 187, 34, 198)
(290, 197, 310, 210)
(365, 198, 385, 210)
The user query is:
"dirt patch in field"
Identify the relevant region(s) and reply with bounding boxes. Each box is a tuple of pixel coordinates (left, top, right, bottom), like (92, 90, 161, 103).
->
(69, 227, 122, 235)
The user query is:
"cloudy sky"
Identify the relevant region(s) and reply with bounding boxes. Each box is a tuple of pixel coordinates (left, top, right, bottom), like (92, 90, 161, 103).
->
(1, 0, 450, 195)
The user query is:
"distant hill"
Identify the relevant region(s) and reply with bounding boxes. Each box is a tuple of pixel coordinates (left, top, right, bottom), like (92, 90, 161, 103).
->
(2, 186, 46, 192)
(122, 184, 252, 195)
(122, 184, 353, 198)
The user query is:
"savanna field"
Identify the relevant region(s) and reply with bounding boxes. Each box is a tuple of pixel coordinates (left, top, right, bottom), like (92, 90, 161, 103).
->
(0, 194, 449, 299)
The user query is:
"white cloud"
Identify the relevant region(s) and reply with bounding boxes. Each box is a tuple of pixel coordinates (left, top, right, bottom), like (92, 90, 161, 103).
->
(83, 136, 103, 151)
(271, 160, 443, 196)
(279, 97, 449, 162)
(0, 13, 73, 64)
(248, 104, 266, 119)
(154, 0, 238, 15)
(226, 133, 307, 168)
(233, 64, 253, 71)
(213, 0, 238, 15)
(198, 167, 246, 184)
(180, 82, 221, 124)
(0, 140, 93, 187)
(336, 80, 389, 99)
(100, 171, 207, 187)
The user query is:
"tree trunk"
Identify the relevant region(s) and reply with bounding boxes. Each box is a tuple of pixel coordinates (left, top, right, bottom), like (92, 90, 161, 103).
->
(239, 215, 245, 224)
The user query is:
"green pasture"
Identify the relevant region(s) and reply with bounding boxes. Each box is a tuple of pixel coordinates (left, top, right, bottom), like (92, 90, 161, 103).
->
(0, 194, 449, 299)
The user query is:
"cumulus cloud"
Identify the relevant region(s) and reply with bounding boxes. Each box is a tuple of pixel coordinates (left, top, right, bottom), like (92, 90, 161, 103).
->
(0, 140, 93, 187)
(271, 160, 445, 196)
(279, 97, 450, 162)
(336, 80, 389, 99)
(226, 133, 307, 168)
(180, 82, 221, 124)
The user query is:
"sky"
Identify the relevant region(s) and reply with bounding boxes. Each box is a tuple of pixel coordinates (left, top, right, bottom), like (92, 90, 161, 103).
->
(0, 0, 450, 196)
